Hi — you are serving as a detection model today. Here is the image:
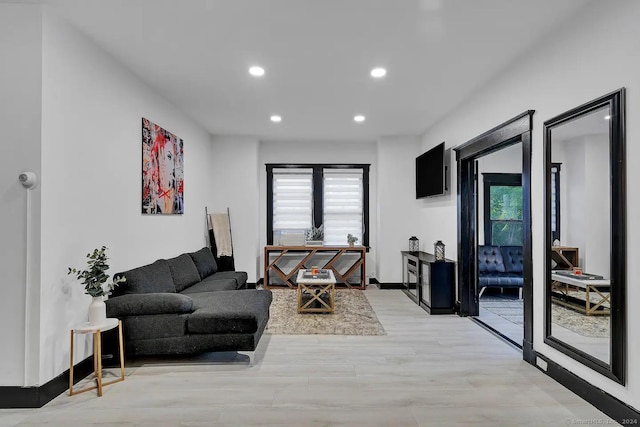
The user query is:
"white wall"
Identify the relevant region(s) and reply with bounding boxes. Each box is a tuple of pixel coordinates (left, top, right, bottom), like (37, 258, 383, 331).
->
(206, 136, 420, 285)
(209, 135, 261, 281)
(36, 9, 214, 385)
(416, 146, 457, 260)
(583, 136, 610, 277)
(376, 136, 421, 282)
(258, 140, 378, 281)
(419, 0, 639, 409)
(0, 3, 43, 387)
(554, 134, 610, 277)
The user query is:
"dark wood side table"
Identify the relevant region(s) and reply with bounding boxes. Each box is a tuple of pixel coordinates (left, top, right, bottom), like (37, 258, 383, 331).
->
(551, 246, 579, 270)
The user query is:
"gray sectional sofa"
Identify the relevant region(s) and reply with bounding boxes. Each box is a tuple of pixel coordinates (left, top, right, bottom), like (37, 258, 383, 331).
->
(105, 247, 272, 358)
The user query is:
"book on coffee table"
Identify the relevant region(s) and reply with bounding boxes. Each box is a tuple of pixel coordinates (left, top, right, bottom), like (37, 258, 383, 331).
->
(553, 270, 604, 280)
(302, 269, 331, 279)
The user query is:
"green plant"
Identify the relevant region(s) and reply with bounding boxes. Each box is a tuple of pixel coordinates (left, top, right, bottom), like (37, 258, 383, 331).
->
(347, 234, 358, 245)
(68, 246, 126, 297)
(306, 224, 324, 241)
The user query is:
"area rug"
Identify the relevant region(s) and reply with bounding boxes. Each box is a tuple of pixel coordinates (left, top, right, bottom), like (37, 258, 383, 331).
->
(551, 304, 610, 338)
(479, 294, 609, 338)
(551, 288, 610, 338)
(480, 295, 524, 326)
(265, 289, 386, 335)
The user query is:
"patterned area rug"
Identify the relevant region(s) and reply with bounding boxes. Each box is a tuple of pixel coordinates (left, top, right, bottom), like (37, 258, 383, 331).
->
(480, 294, 609, 338)
(552, 305, 610, 338)
(266, 289, 386, 335)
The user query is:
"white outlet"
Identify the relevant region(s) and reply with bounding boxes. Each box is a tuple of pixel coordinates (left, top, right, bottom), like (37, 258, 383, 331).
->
(536, 357, 548, 371)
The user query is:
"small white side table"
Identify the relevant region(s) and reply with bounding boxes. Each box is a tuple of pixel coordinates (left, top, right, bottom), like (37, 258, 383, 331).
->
(69, 318, 125, 397)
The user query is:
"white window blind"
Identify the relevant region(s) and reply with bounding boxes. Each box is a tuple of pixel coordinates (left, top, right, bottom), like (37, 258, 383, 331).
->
(272, 169, 313, 240)
(323, 168, 363, 245)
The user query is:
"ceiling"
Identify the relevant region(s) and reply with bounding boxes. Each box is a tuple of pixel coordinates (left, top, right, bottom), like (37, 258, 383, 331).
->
(36, 0, 592, 142)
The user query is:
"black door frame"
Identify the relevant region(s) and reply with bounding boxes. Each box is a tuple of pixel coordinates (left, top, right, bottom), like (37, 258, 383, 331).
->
(454, 111, 535, 361)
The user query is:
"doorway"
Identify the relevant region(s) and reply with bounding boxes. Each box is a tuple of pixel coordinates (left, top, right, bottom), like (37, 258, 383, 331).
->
(454, 111, 535, 361)
(476, 145, 524, 346)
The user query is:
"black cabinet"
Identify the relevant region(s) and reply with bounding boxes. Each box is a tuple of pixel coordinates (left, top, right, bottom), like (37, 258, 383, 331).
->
(401, 251, 455, 314)
(401, 252, 420, 303)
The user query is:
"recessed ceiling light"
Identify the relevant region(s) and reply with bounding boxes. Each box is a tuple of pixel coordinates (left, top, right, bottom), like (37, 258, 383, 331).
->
(354, 115, 366, 123)
(249, 66, 265, 77)
(604, 115, 611, 120)
(270, 115, 282, 123)
(370, 67, 387, 78)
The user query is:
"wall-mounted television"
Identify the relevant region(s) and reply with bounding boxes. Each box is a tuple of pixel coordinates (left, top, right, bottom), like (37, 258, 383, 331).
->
(416, 142, 449, 198)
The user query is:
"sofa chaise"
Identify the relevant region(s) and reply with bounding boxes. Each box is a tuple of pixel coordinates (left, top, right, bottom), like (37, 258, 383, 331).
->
(105, 247, 272, 359)
(477, 245, 524, 298)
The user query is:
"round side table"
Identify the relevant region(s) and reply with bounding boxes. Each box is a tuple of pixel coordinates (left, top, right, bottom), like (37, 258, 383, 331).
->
(69, 318, 125, 397)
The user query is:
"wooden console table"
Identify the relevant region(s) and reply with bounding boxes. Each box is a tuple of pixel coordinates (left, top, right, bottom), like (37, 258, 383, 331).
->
(263, 245, 366, 289)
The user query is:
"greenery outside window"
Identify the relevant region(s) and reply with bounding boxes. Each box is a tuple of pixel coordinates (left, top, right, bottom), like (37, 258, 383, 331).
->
(483, 173, 523, 246)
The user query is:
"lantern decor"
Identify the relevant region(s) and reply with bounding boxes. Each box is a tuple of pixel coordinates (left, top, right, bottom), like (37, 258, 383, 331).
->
(409, 236, 419, 253)
(434, 240, 446, 261)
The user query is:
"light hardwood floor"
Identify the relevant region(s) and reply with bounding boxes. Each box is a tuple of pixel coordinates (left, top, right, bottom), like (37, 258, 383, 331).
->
(0, 289, 617, 426)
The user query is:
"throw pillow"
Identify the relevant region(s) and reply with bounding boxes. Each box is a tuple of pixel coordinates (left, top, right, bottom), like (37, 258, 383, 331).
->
(188, 247, 218, 279)
(167, 254, 202, 292)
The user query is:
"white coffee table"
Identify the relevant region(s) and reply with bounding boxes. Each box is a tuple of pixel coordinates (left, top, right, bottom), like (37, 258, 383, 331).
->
(551, 272, 611, 316)
(296, 269, 336, 313)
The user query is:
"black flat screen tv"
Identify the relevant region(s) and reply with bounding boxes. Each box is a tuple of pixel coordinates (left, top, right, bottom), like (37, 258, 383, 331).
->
(416, 142, 449, 198)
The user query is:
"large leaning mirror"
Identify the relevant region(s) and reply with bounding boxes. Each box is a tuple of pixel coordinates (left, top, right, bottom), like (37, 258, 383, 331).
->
(544, 88, 626, 383)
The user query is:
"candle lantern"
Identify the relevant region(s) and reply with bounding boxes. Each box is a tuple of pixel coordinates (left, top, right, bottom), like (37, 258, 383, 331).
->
(409, 236, 419, 253)
(434, 240, 446, 261)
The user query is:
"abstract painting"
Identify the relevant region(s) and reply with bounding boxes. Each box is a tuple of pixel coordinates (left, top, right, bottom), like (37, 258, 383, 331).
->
(142, 118, 184, 214)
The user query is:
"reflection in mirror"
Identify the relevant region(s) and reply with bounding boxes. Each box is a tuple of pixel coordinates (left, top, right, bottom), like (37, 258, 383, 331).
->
(549, 105, 611, 363)
(475, 143, 524, 346)
(544, 88, 625, 384)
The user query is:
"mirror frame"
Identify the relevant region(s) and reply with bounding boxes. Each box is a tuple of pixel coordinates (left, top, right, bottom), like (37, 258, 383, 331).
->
(543, 88, 626, 384)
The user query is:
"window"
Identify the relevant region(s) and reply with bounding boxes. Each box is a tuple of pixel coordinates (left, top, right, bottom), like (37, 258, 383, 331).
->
(323, 169, 363, 245)
(550, 163, 561, 242)
(267, 164, 369, 246)
(483, 173, 523, 246)
(272, 168, 313, 236)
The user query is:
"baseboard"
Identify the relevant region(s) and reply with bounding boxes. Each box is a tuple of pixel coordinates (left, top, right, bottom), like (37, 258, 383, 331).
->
(0, 356, 94, 408)
(535, 353, 639, 424)
(376, 281, 404, 289)
(522, 339, 535, 364)
(470, 317, 522, 349)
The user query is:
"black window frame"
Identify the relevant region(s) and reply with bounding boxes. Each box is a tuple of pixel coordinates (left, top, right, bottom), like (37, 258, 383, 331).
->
(266, 163, 370, 247)
(550, 163, 561, 242)
(482, 173, 523, 246)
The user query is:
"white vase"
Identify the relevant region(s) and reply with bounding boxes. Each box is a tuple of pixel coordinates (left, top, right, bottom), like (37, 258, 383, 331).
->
(88, 296, 106, 325)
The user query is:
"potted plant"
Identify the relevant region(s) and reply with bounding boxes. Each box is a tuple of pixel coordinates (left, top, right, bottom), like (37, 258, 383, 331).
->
(347, 234, 358, 247)
(305, 225, 324, 246)
(68, 246, 126, 325)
